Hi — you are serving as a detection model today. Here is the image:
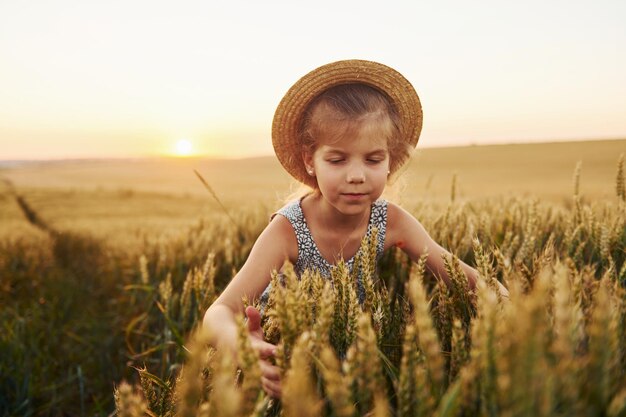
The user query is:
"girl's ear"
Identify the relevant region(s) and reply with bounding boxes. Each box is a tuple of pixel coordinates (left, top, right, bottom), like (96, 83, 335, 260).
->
(302, 150, 314, 173)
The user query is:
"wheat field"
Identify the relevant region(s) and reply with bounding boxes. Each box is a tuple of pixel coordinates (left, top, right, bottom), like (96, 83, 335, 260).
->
(1, 139, 625, 416)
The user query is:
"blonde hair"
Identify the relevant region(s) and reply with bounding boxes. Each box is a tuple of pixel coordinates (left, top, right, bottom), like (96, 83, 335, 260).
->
(299, 83, 411, 174)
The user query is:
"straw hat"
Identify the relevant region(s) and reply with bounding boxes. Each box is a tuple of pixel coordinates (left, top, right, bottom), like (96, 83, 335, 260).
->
(272, 59, 422, 187)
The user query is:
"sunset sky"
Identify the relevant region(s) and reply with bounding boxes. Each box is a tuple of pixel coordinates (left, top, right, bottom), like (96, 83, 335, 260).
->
(1, 0, 624, 160)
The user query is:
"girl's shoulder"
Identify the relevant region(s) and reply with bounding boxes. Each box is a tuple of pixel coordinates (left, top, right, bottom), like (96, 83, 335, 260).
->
(385, 200, 409, 224)
(273, 198, 302, 220)
(384, 201, 422, 245)
(268, 198, 300, 234)
(263, 212, 299, 264)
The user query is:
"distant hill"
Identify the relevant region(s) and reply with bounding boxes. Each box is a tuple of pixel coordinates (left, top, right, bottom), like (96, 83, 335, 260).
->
(1, 138, 624, 203)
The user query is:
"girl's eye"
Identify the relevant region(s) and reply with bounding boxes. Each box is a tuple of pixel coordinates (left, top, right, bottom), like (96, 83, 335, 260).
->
(367, 159, 383, 164)
(328, 159, 344, 164)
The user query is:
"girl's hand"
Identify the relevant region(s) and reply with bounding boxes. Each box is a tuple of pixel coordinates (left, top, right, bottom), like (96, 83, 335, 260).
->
(245, 306, 282, 398)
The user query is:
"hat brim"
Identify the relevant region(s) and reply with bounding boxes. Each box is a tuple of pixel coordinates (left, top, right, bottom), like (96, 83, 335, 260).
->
(272, 59, 423, 188)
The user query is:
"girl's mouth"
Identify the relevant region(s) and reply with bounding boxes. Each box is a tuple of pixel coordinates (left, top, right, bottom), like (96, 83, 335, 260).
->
(341, 193, 368, 200)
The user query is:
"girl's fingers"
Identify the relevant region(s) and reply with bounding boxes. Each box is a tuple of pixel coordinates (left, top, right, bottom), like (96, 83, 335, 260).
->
(250, 338, 277, 359)
(259, 359, 281, 381)
(245, 306, 262, 333)
(261, 376, 282, 399)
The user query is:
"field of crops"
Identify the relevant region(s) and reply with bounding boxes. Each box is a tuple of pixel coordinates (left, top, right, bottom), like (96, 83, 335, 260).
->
(1, 139, 625, 416)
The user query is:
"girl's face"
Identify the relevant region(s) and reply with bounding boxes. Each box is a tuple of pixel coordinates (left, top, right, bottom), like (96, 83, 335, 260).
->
(303, 119, 391, 216)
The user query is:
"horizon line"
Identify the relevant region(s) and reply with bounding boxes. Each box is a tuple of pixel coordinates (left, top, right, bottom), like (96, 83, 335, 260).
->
(1, 136, 624, 164)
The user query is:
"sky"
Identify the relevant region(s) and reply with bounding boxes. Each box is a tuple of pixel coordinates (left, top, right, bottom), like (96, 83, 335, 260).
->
(1, 0, 625, 160)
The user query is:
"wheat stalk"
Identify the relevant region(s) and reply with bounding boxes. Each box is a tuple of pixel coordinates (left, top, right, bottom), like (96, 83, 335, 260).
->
(282, 332, 323, 417)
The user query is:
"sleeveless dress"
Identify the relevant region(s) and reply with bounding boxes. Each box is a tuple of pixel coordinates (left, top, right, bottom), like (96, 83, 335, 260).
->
(258, 196, 388, 309)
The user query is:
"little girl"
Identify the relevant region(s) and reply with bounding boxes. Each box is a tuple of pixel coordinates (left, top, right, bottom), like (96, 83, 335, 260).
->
(203, 59, 508, 398)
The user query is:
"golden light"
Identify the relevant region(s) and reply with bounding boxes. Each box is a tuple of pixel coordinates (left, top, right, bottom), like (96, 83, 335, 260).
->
(175, 139, 193, 156)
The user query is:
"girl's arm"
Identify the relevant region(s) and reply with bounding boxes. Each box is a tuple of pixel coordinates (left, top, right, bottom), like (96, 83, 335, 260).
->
(202, 214, 298, 355)
(387, 203, 508, 297)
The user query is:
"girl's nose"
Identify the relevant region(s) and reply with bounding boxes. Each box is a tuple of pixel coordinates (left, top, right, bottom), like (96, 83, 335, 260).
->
(347, 166, 365, 183)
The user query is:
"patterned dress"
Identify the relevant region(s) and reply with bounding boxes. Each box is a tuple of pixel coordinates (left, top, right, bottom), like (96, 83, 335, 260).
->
(258, 196, 388, 309)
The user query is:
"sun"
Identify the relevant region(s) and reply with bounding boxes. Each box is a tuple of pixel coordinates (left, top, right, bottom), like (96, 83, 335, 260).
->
(174, 139, 193, 156)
